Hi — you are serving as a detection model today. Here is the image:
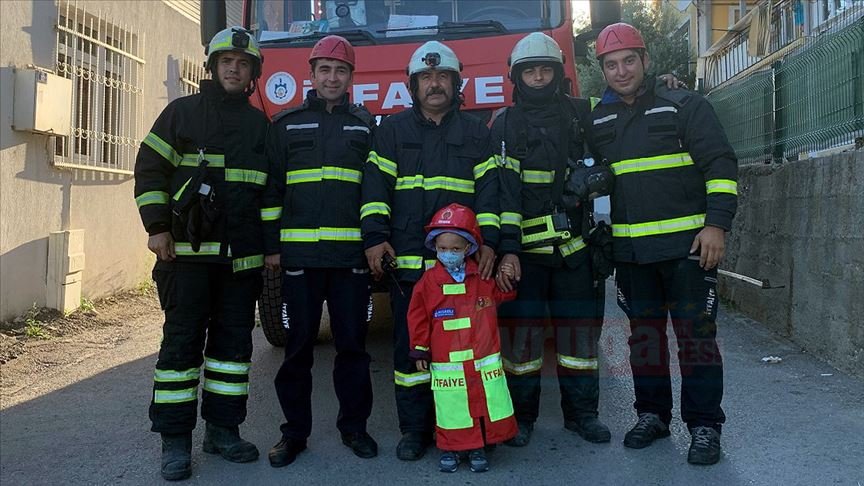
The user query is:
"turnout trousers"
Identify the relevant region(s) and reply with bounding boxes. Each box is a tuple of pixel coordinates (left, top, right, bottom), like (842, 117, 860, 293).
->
(499, 261, 604, 424)
(275, 268, 373, 440)
(150, 261, 261, 434)
(391, 281, 435, 435)
(615, 258, 726, 431)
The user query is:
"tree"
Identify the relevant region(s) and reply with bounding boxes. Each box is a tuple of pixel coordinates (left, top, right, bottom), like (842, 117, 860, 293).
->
(576, 0, 695, 99)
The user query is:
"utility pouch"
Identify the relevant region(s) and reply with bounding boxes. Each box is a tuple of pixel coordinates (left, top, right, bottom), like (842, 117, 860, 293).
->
(171, 151, 221, 252)
(521, 211, 572, 249)
(587, 220, 614, 281)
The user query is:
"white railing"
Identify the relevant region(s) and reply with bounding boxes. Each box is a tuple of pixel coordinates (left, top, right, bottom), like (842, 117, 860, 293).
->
(180, 55, 208, 96)
(54, 1, 145, 175)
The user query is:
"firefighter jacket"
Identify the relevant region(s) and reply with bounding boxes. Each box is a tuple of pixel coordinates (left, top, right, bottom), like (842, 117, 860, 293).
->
(361, 107, 499, 283)
(491, 96, 593, 269)
(407, 259, 518, 451)
(586, 77, 738, 264)
(263, 91, 374, 268)
(134, 79, 270, 274)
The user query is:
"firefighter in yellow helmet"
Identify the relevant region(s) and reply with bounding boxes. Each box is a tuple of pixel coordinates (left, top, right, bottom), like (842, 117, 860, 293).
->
(134, 26, 268, 480)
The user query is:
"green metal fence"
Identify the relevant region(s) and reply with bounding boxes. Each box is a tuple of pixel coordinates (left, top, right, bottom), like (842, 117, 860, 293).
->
(706, 16, 864, 164)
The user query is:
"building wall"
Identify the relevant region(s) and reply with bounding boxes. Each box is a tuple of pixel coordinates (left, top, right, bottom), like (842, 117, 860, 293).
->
(0, 0, 204, 320)
(709, 0, 759, 44)
(721, 152, 864, 377)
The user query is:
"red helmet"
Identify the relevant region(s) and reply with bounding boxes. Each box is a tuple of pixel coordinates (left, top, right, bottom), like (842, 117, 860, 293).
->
(595, 22, 646, 59)
(309, 35, 355, 69)
(424, 203, 483, 254)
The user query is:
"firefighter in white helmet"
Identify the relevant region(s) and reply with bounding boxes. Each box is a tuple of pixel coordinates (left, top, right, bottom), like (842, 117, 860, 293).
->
(361, 40, 502, 461)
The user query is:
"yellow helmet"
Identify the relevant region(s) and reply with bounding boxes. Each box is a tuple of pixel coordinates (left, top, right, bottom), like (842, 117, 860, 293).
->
(205, 27, 263, 79)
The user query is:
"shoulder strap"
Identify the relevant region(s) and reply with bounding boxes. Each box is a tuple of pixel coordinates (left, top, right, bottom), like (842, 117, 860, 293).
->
(272, 102, 308, 123)
(348, 103, 375, 128)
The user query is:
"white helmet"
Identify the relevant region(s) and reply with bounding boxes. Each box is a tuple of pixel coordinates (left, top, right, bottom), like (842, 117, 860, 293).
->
(508, 32, 563, 79)
(407, 41, 462, 76)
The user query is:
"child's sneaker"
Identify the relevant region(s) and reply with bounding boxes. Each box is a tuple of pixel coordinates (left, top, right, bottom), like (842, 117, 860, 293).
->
(468, 449, 489, 473)
(438, 451, 459, 473)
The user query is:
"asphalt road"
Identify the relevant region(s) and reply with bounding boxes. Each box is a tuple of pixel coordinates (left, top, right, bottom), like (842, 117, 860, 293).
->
(2, 282, 863, 486)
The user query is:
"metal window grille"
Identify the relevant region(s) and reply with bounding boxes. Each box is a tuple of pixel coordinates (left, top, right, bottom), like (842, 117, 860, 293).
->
(54, 1, 145, 175)
(180, 55, 208, 96)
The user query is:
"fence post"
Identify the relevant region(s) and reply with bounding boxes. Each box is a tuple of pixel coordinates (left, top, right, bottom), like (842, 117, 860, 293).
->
(771, 60, 784, 162)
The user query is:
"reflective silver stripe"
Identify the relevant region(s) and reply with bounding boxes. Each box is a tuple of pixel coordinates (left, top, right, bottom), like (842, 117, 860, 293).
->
(473, 353, 502, 370)
(204, 357, 250, 375)
(202, 378, 249, 396)
(343, 125, 370, 133)
(645, 106, 677, 115)
(154, 367, 200, 383)
(175, 242, 221, 256)
(503, 357, 543, 374)
(285, 123, 318, 130)
(394, 370, 431, 386)
(593, 114, 618, 125)
(154, 387, 197, 404)
(557, 354, 599, 370)
(430, 362, 464, 372)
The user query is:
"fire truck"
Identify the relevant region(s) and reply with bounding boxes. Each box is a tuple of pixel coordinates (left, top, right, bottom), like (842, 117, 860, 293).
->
(199, 0, 620, 345)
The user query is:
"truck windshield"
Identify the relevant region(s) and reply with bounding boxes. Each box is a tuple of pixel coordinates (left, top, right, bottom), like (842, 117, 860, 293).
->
(250, 0, 564, 44)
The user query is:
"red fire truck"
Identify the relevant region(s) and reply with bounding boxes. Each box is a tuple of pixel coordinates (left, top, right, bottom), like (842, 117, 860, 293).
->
(199, 0, 619, 345)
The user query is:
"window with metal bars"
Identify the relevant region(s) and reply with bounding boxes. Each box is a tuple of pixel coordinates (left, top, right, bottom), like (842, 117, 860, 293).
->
(54, 2, 145, 175)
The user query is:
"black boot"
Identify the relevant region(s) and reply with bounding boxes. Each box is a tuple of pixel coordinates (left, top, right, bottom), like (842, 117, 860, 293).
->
(504, 421, 534, 447)
(202, 423, 259, 463)
(396, 431, 432, 461)
(161, 433, 192, 481)
(565, 415, 612, 443)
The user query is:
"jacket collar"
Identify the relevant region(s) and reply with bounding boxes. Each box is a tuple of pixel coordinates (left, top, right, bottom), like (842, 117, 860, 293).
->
(411, 106, 465, 146)
(200, 79, 250, 105)
(305, 90, 350, 113)
(600, 75, 655, 106)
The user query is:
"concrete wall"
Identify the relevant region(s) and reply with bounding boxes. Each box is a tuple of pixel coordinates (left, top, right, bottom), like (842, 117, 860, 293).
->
(721, 152, 864, 376)
(0, 0, 203, 320)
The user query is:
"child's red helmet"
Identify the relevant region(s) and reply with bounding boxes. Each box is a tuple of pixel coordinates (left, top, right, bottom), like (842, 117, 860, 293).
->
(424, 203, 483, 254)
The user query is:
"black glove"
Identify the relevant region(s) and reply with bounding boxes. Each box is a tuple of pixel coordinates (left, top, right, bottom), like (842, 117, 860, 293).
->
(588, 221, 614, 281)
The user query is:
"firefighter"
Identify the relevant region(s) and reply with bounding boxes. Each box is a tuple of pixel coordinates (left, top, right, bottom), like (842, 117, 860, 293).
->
(361, 40, 500, 461)
(490, 32, 610, 447)
(262, 35, 377, 467)
(407, 204, 517, 473)
(133, 27, 268, 481)
(587, 23, 737, 465)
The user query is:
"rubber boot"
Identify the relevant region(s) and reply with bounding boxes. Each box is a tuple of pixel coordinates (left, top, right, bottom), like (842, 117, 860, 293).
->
(161, 433, 192, 481)
(202, 423, 259, 463)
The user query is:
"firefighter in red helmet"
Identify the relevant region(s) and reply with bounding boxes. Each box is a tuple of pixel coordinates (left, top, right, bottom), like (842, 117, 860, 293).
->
(407, 204, 517, 473)
(263, 34, 378, 467)
(588, 22, 737, 465)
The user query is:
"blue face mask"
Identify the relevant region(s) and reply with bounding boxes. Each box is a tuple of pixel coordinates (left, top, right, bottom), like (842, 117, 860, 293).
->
(437, 250, 465, 271)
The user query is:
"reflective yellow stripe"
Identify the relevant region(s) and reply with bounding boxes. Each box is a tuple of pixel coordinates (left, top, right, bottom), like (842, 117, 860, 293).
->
(280, 227, 362, 242)
(610, 152, 693, 176)
(503, 357, 544, 374)
(233, 254, 263, 272)
(476, 212, 500, 228)
(443, 317, 471, 331)
(136, 191, 169, 208)
(557, 354, 599, 370)
(706, 178, 738, 195)
(154, 387, 197, 404)
(395, 175, 474, 194)
(285, 166, 362, 185)
(473, 157, 496, 179)
(173, 177, 192, 201)
(396, 255, 423, 269)
(424, 259, 437, 270)
(522, 169, 554, 184)
(368, 151, 397, 178)
(442, 283, 466, 295)
(430, 361, 464, 372)
(260, 207, 282, 221)
(154, 367, 200, 383)
(559, 236, 587, 257)
(523, 246, 554, 255)
(203, 378, 249, 396)
(449, 349, 475, 362)
(143, 132, 181, 166)
(496, 155, 521, 173)
(226, 168, 267, 186)
(415, 345, 429, 352)
(500, 212, 522, 227)
(175, 242, 221, 255)
(612, 214, 705, 238)
(179, 153, 225, 168)
(204, 357, 250, 375)
(360, 202, 391, 219)
(394, 370, 431, 387)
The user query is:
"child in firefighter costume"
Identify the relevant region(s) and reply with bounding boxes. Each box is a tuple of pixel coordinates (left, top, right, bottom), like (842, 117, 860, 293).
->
(407, 204, 518, 473)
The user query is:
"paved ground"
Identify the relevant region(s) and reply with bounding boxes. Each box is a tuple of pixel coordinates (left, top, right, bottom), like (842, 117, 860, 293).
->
(1, 283, 862, 486)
